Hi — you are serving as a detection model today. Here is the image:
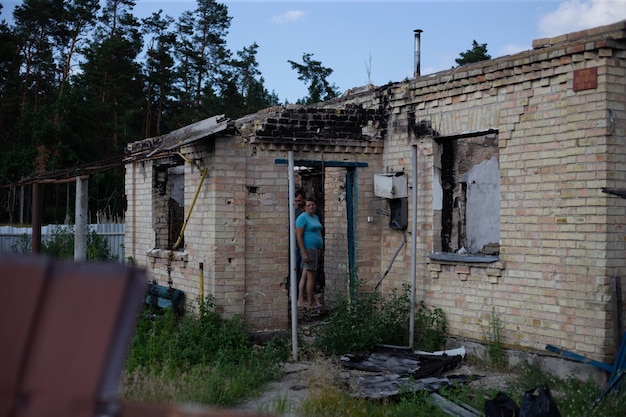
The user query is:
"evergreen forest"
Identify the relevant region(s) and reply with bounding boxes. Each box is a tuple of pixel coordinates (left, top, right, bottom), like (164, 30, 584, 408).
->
(0, 0, 289, 225)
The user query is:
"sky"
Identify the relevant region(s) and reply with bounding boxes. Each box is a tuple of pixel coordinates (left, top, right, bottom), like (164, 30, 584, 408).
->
(2, 0, 626, 103)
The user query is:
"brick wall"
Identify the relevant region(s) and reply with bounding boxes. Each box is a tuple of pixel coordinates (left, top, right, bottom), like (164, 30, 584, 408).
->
(125, 21, 626, 362)
(367, 21, 626, 360)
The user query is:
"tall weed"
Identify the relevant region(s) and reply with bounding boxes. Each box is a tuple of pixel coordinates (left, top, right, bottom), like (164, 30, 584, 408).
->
(311, 281, 407, 355)
(310, 281, 447, 355)
(414, 301, 447, 352)
(123, 297, 289, 406)
(11, 225, 115, 261)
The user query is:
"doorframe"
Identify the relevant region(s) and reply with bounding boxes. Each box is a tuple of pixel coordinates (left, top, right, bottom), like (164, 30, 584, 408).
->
(276, 158, 367, 295)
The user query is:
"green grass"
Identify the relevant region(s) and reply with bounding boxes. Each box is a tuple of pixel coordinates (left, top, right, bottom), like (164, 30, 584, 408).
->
(122, 292, 626, 417)
(122, 297, 289, 407)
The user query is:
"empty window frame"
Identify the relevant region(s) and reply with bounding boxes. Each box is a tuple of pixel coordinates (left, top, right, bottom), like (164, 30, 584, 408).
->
(434, 132, 500, 256)
(153, 161, 185, 250)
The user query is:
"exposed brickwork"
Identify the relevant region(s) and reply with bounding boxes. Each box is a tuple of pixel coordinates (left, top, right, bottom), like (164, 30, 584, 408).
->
(237, 103, 387, 146)
(126, 20, 626, 361)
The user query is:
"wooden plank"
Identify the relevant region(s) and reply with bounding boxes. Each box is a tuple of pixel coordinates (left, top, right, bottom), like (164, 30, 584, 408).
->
(429, 393, 481, 417)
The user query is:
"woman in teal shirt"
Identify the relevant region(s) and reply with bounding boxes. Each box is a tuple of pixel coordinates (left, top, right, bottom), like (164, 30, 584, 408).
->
(296, 199, 323, 309)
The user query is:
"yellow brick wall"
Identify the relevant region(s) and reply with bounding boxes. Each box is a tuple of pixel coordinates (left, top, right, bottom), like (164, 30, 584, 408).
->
(125, 21, 626, 362)
(369, 23, 626, 361)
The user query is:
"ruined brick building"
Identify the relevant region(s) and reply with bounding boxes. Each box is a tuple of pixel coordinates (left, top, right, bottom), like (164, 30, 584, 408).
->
(124, 20, 626, 369)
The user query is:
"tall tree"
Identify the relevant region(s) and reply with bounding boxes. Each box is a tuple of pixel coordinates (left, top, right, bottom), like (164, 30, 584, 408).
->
(0, 5, 21, 146)
(173, 0, 231, 125)
(78, 0, 143, 153)
(455, 40, 491, 66)
(288, 52, 339, 104)
(217, 42, 280, 118)
(0, 5, 27, 196)
(141, 10, 175, 138)
(10, 0, 80, 193)
(55, 0, 100, 105)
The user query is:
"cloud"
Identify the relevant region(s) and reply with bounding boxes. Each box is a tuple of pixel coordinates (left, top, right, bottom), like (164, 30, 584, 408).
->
(498, 43, 530, 56)
(539, 0, 626, 37)
(271, 10, 305, 24)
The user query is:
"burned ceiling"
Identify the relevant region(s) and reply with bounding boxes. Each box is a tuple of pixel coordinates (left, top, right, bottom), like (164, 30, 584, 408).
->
(235, 104, 388, 148)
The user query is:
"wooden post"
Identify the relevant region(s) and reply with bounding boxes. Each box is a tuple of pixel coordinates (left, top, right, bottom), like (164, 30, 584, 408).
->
(74, 176, 89, 261)
(32, 183, 42, 254)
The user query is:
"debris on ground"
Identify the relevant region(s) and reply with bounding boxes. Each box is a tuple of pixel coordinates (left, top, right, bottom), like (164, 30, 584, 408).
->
(339, 345, 477, 400)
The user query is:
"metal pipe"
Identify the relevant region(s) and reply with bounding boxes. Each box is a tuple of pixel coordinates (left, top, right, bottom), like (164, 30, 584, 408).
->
(172, 167, 207, 251)
(373, 230, 407, 292)
(199, 262, 204, 302)
(414, 29, 423, 78)
(288, 151, 298, 361)
(409, 144, 418, 348)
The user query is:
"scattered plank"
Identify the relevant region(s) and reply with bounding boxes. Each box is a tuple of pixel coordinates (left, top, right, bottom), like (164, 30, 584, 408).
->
(429, 392, 483, 417)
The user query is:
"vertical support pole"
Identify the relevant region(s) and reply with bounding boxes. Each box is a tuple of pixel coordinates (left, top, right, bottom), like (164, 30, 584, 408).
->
(288, 151, 298, 361)
(409, 145, 418, 348)
(19, 185, 24, 225)
(612, 276, 624, 352)
(32, 183, 42, 254)
(199, 262, 204, 303)
(346, 169, 357, 300)
(74, 176, 88, 261)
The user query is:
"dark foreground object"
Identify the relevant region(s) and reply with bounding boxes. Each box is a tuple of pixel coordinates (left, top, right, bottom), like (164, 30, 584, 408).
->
(0, 255, 273, 417)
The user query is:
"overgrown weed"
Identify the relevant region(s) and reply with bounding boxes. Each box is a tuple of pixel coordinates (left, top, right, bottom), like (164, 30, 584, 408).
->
(310, 280, 447, 355)
(484, 306, 506, 368)
(505, 364, 626, 417)
(414, 301, 447, 352)
(298, 381, 450, 417)
(122, 296, 289, 407)
(11, 224, 116, 261)
(298, 361, 626, 417)
(122, 287, 626, 417)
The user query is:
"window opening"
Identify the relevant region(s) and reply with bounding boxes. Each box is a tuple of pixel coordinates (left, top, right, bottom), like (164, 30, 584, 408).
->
(435, 133, 500, 257)
(153, 162, 185, 251)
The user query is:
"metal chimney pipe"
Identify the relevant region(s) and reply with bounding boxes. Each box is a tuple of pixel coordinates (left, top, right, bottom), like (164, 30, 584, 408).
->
(414, 29, 423, 78)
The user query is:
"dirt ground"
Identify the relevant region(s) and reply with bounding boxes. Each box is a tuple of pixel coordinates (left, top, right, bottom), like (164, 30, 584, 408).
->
(235, 355, 516, 416)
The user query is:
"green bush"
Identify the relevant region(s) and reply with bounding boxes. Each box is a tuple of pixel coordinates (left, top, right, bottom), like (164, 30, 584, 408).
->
(11, 225, 116, 261)
(414, 301, 447, 352)
(123, 296, 290, 407)
(311, 281, 412, 355)
(311, 280, 448, 355)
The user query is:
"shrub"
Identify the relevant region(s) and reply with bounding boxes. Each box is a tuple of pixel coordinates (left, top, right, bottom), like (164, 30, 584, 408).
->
(311, 280, 412, 355)
(11, 225, 116, 262)
(123, 296, 290, 407)
(414, 301, 447, 352)
(311, 279, 448, 355)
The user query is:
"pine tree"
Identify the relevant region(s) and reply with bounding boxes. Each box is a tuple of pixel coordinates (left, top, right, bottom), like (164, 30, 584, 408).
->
(455, 40, 491, 66)
(288, 52, 339, 104)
